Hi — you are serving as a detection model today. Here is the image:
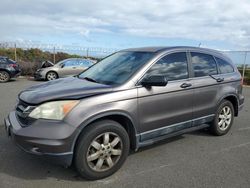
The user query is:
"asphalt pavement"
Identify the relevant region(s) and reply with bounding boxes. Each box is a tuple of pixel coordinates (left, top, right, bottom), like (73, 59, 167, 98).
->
(0, 78, 250, 188)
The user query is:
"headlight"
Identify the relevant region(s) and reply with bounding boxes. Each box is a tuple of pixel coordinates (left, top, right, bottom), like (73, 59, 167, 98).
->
(29, 100, 79, 120)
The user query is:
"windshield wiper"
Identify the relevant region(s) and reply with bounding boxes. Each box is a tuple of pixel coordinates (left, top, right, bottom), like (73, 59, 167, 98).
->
(83, 77, 98, 83)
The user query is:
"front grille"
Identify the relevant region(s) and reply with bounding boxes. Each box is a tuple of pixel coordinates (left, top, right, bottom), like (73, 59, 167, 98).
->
(16, 99, 36, 127)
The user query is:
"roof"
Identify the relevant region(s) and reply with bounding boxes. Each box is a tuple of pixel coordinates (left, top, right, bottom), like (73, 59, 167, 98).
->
(121, 46, 223, 54)
(120, 46, 229, 61)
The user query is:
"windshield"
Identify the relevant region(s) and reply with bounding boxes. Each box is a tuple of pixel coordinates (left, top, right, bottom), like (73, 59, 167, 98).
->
(79, 51, 154, 86)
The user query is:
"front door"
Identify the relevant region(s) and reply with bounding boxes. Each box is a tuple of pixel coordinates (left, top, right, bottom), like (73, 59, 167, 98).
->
(59, 59, 81, 77)
(137, 52, 194, 141)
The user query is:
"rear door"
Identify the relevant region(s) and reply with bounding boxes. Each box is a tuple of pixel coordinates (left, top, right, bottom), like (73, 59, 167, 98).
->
(76, 60, 92, 73)
(188, 51, 219, 125)
(137, 52, 195, 141)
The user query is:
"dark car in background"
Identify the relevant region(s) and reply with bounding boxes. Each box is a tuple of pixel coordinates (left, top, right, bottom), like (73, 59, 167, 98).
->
(5, 47, 244, 180)
(0, 56, 21, 82)
(34, 58, 94, 81)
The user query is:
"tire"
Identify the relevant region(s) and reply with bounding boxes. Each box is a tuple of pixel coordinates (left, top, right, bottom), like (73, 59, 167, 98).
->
(210, 100, 234, 136)
(46, 71, 58, 81)
(74, 120, 130, 180)
(0, 70, 10, 83)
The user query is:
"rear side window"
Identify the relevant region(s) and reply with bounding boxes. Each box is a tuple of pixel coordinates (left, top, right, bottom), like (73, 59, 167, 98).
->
(191, 52, 217, 77)
(146, 52, 188, 81)
(78, 60, 93, 67)
(215, 57, 234, 74)
(7, 58, 16, 64)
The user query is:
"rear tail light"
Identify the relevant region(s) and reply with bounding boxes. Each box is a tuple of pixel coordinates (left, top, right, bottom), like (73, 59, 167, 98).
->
(8, 64, 18, 68)
(240, 76, 244, 86)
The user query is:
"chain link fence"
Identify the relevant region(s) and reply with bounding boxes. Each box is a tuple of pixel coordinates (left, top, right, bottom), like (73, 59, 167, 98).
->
(0, 41, 119, 61)
(0, 42, 119, 75)
(0, 41, 249, 84)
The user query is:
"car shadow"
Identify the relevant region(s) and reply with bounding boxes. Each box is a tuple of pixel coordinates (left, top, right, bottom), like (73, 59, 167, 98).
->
(26, 77, 45, 82)
(0, 127, 87, 182)
(0, 134, 183, 182)
(2, 79, 17, 83)
(186, 128, 215, 137)
(131, 128, 214, 155)
(0, 127, 213, 182)
(131, 135, 185, 154)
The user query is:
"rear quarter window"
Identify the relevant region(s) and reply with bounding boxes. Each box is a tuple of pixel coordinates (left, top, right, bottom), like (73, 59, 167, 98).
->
(0, 58, 7, 63)
(215, 57, 234, 74)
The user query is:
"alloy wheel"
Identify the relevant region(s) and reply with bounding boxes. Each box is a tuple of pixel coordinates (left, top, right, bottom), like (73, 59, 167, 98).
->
(47, 72, 57, 80)
(86, 132, 123, 172)
(218, 106, 232, 131)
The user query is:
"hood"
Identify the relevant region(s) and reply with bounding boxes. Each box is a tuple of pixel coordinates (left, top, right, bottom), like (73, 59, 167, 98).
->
(41, 60, 54, 68)
(19, 77, 113, 104)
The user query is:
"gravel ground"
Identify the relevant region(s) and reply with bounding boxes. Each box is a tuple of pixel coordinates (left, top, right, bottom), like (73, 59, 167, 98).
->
(0, 78, 250, 188)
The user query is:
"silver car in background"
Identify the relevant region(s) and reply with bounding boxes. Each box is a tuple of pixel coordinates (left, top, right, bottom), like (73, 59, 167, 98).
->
(34, 58, 94, 81)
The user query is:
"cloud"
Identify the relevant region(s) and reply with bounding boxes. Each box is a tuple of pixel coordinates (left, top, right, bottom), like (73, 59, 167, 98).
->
(0, 0, 250, 48)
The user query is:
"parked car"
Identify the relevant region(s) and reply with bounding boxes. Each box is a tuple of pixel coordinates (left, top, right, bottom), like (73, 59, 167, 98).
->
(34, 58, 94, 81)
(5, 47, 244, 180)
(0, 56, 21, 82)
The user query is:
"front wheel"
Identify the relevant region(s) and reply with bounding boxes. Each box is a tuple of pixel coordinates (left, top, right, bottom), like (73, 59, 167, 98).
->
(74, 120, 130, 180)
(46, 71, 58, 81)
(210, 100, 234, 136)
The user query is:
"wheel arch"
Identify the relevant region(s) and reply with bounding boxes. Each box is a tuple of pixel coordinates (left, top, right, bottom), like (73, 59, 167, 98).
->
(0, 68, 11, 74)
(72, 111, 139, 154)
(46, 70, 58, 80)
(218, 94, 239, 116)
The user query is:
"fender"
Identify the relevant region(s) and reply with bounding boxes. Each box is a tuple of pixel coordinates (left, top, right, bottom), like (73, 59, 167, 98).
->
(70, 110, 139, 152)
(216, 93, 239, 115)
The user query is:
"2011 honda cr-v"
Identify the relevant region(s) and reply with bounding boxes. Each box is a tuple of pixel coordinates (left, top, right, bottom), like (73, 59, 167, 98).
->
(5, 47, 244, 180)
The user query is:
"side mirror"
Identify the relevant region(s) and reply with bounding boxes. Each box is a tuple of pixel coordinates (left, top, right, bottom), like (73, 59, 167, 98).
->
(60, 64, 65, 68)
(141, 75, 168, 87)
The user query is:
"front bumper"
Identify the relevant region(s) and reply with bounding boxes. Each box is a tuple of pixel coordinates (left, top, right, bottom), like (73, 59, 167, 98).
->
(34, 72, 44, 80)
(4, 111, 77, 166)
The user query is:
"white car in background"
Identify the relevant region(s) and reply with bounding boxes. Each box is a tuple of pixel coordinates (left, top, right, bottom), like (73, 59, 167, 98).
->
(34, 58, 94, 81)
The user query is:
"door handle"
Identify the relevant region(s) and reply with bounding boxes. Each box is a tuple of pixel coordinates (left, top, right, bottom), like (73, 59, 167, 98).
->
(72, 67, 77, 69)
(216, 78, 224, 82)
(180, 83, 192, 88)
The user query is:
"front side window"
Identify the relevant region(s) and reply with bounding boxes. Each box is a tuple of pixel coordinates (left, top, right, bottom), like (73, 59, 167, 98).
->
(79, 51, 154, 85)
(191, 52, 217, 77)
(64, 59, 77, 67)
(215, 57, 234, 74)
(145, 52, 189, 81)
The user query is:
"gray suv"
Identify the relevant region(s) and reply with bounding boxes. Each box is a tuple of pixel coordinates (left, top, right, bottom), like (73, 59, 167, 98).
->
(5, 47, 244, 180)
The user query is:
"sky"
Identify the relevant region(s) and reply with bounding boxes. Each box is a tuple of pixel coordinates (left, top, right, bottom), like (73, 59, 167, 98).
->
(0, 0, 250, 50)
